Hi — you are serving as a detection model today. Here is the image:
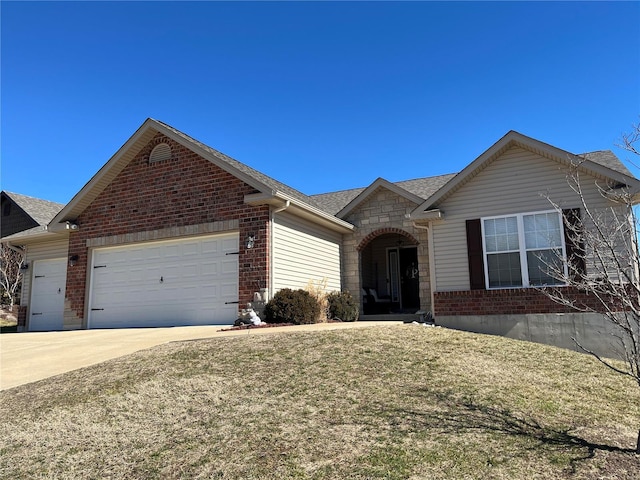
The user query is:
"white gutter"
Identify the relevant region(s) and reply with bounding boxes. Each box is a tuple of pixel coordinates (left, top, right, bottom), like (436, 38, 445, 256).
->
(410, 209, 443, 221)
(273, 200, 290, 214)
(245, 191, 354, 233)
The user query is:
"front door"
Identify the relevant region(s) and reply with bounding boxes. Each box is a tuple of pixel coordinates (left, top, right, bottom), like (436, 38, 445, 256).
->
(399, 247, 420, 311)
(387, 246, 420, 312)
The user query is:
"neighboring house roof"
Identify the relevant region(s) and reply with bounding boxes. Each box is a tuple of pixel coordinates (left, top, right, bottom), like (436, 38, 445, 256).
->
(2, 191, 64, 227)
(1, 191, 65, 241)
(412, 130, 640, 218)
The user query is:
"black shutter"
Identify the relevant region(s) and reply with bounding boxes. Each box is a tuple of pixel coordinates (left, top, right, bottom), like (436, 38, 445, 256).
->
(563, 208, 586, 281)
(466, 219, 486, 290)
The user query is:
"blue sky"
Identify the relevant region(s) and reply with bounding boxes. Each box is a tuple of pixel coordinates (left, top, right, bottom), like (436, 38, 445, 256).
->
(2, 1, 639, 204)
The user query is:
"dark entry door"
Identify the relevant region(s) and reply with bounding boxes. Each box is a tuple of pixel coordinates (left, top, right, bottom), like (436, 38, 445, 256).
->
(399, 247, 420, 311)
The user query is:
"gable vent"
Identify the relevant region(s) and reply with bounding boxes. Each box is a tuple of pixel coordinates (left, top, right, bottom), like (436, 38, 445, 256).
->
(149, 143, 172, 163)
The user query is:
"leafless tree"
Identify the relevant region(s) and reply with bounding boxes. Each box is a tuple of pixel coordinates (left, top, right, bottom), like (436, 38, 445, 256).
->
(619, 120, 640, 158)
(0, 243, 25, 309)
(542, 122, 640, 453)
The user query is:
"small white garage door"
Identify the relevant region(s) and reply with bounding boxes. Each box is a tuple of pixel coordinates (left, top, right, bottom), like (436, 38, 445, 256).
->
(88, 233, 239, 328)
(29, 258, 67, 331)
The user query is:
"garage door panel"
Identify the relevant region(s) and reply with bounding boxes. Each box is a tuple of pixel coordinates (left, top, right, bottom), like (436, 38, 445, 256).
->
(89, 233, 239, 328)
(200, 262, 219, 275)
(221, 238, 237, 252)
(182, 243, 199, 256)
(201, 239, 220, 254)
(221, 259, 237, 275)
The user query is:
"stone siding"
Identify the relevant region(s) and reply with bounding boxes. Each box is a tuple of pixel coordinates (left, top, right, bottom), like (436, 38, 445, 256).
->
(342, 187, 432, 311)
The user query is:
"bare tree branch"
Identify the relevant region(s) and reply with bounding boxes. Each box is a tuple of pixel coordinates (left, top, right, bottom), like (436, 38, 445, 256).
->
(540, 121, 640, 453)
(0, 243, 25, 309)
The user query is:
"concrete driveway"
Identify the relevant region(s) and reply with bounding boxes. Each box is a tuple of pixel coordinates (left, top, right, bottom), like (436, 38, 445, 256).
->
(0, 321, 397, 390)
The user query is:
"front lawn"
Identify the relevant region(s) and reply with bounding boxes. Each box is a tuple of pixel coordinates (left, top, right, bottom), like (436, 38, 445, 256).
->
(0, 325, 638, 479)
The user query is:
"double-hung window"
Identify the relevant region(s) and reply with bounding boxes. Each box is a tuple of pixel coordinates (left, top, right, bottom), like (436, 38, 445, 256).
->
(482, 211, 567, 288)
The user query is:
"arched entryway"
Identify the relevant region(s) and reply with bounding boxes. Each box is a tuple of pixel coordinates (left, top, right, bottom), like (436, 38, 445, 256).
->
(358, 229, 420, 314)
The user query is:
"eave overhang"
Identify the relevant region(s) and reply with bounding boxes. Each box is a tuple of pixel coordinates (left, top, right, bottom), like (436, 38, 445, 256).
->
(245, 191, 355, 233)
(1, 226, 68, 245)
(48, 118, 281, 231)
(411, 130, 640, 217)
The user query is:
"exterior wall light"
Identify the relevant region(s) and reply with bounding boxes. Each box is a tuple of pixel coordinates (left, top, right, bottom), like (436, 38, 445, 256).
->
(246, 234, 255, 249)
(69, 255, 79, 267)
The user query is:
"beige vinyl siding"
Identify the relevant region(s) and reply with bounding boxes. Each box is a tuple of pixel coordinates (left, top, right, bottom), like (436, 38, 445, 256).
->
(432, 146, 624, 291)
(22, 238, 69, 304)
(272, 211, 342, 293)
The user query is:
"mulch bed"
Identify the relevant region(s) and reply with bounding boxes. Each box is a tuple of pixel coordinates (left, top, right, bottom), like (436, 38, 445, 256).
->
(218, 323, 295, 332)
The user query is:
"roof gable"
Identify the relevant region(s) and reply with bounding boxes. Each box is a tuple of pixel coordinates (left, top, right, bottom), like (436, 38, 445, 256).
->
(50, 119, 348, 231)
(412, 130, 640, 216)
(336, 178, 425, 218)
(311, 173, 456, 217)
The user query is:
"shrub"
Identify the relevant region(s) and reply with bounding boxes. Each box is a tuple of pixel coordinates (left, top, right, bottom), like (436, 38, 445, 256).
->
(326, 290, 359, 322)
(264, 288, 321, 325)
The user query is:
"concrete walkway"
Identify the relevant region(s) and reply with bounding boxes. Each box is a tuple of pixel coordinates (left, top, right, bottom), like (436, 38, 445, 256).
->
(0, 321, 398, 391)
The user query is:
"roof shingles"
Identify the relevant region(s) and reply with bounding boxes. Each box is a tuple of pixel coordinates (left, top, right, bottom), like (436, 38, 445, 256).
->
(3, 192, 64, 226)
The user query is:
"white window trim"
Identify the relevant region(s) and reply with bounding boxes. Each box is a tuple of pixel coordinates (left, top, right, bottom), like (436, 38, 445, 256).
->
(481, 209, 568, 289)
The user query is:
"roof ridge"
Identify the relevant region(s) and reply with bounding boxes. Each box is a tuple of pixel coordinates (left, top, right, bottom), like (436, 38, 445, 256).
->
(311, 172, 458, 197)
(3, 191, 65, 207)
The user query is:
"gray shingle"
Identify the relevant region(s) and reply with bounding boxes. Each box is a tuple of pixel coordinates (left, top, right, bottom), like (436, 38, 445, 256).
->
(580, 150, 633, 177)
(394, 174, 457, 200)
(310, 188, 366, 215)
(311, 173, 456, 215)
(3, 192, 65, 226)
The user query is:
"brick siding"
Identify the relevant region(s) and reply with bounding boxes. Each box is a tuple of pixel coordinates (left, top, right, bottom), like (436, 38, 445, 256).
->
(65, 133, 269, 324)
(434, 287, 609, 316)
(17, 305, 27, 327)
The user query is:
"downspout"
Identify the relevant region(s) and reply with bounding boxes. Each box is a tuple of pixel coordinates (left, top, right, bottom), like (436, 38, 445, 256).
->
(268, 200, 291, 302)
(273, 200, 291, 214)
(412, 222, 436, 314)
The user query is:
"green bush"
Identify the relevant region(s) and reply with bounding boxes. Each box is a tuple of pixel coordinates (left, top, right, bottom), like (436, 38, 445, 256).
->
(327, 290, 359, 322)
(264, 288, 321, 325)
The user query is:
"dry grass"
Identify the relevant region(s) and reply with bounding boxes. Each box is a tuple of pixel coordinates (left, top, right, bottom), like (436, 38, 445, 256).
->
(0, 325, 638, 479)
(0, 307, 17, 327)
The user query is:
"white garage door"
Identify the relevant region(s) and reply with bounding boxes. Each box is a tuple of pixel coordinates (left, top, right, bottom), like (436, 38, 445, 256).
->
(88, 233, 239, 328)
(29, 258, 67, 331)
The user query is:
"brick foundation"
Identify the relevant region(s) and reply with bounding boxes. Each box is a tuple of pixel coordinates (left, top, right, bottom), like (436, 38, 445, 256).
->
(434, 287, 607, 316)
(17, 305, 27, 327)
